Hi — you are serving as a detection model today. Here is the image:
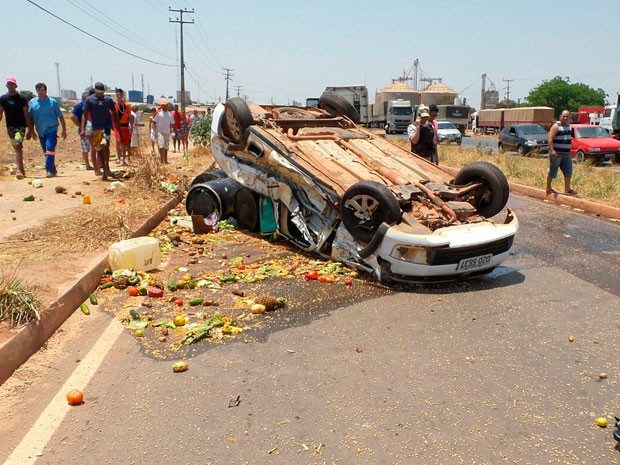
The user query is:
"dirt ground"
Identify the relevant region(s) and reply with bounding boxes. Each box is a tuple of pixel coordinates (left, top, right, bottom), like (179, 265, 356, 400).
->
(0, 116, 211, 342)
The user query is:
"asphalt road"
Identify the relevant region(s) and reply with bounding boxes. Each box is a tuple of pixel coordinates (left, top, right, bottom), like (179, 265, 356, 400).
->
(1, 193, 620, 465)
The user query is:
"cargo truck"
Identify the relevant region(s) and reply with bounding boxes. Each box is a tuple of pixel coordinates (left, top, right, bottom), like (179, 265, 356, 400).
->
(474, 107, 554, 134)
(323, 86, 369, 124)
(436, 105, 470, 134)
(370, 99, 414, 134)
(600, 96, 620, 137)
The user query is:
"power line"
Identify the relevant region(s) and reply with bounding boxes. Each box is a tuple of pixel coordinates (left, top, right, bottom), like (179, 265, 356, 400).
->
(25, 0, 176, 67)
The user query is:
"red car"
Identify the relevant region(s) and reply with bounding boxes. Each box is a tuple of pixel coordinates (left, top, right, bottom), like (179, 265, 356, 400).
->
(570, 124, 620, 163)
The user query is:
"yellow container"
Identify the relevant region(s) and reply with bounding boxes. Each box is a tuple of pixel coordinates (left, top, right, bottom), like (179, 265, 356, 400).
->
(108, 237, 161, 271)
(82, 194, 91, 204)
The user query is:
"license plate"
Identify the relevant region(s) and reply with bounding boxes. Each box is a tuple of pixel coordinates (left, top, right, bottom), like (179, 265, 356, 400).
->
(457, 254, 492, 271)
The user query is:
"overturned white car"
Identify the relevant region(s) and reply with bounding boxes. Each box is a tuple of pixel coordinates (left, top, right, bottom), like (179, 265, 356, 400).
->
(191, 93, 518, 283)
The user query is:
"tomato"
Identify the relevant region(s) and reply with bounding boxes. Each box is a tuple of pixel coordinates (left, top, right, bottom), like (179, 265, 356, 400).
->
(66, 389, 84, 406)
(319, 275, 334, 283)
(304, 271, 319, 281)
(127, 286, 139, 297)
(174, 298, 184, 307)
(344, 278, 353, 286)
(147, 287, 164, 298)
(99, 276, 113, 285)
(237, 264, 246, 270)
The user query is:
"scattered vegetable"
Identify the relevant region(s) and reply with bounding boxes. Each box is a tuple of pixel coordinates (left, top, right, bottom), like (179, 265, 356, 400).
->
(66, 389, 84, 406)
(99, 282, 114, 290)
(147, 287, 164, 298)
(189, 297, 204, 307)
(88, 293, 98, 305)
(127, 286, 139, 297)
(173, 315, 186, 326)
(174, 298, 184, 307)
(172, 361, 189, 372)
(80, 303, 90, 315)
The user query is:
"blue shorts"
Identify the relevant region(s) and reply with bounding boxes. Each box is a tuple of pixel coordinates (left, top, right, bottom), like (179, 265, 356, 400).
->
(548, 152, 573, 179)
(38, 131, 58, 156)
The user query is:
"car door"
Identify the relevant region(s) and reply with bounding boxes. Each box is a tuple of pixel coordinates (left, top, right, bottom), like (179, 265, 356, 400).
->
(505, 126, 518, 151)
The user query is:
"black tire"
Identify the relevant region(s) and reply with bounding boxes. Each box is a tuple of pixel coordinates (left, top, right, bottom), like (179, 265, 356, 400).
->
(221, 97, 253, 144)
(190, 169, 227, 186)
(340, 181, 401, 244)
(233, 188, 260, 232)
(454, 161, 509, 218)
(615, 153, 620, 164)
(517, 145, 525, 156)
(272, 107, 316, 119)
(318, 91, 360, 123)
(576, 150, 585, 163)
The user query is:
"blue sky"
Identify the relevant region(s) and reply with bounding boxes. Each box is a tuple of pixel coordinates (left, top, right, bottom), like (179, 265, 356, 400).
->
(4, 0, 618, 107)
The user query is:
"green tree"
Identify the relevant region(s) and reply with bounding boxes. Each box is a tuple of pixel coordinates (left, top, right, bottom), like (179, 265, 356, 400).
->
(19, 90, 34, 101)
(525, 76, 606, 118)
(189, 114, 212, 147)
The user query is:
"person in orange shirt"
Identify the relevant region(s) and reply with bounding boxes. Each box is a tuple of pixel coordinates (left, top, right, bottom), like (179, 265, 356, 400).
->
(113, 88, 134, 165)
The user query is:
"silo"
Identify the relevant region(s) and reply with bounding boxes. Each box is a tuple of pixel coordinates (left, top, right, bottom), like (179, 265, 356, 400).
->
(420, 83, 458, 106)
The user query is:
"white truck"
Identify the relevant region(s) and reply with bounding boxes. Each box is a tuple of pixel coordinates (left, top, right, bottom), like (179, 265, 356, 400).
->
(369, 99, 413, 134)
(323, 86, 369, 124)
(600, 101, 619, 137)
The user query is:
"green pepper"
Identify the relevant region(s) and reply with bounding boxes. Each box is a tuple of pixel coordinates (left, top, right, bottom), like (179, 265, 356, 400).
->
(189, 298, 204, 306)
(129, 309, 140, 320)
(88, 293, 98, 305)
(23, 194, 35, 201)
(221, 275, 236, 283)
(138, 287, 147, 296)
(167, 280, 178, 291)
(80, 303, 91, 315)
(99, 282, 114, 290)
(128, 275, 140, 286)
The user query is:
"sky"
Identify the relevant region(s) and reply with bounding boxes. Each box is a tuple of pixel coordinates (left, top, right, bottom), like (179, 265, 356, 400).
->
(3, 0, 619, 108)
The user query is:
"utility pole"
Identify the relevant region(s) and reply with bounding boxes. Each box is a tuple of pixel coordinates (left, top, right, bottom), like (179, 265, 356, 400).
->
(169, 7, 194, 112)
(222, 68, 234, 101)
(503, 78, 514, 105)
(141, 74, 144, 102)
(234, 85, 243, 98)
(55, 62, 62, 98)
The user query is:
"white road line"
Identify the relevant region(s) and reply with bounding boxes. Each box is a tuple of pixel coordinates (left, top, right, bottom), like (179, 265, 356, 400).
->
(3, 318, 125, 465)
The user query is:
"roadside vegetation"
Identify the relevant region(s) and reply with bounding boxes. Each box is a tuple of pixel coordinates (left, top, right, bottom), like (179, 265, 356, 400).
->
(391, 139, 620, 208)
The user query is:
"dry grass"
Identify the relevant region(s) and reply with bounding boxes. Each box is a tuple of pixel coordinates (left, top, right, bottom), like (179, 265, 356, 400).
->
(391, 138, 620, 208)
(0, 267, 41, 325)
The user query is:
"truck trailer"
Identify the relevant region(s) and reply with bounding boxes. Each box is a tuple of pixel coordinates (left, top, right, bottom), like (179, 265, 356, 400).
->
(369, 99, 414, 134)
(474, 107, 554, 134)
(436, 105, 470, 134)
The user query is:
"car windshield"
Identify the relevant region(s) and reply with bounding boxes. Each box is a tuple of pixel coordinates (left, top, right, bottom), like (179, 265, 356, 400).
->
(575, 126, 610, 138)
(516, 125, 546, 136)
(437, 122, 457, 130)
(392, 107, 412, 116)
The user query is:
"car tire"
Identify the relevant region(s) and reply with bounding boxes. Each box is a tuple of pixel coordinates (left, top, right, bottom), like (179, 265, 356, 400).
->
(190, 169, 227, 186)
(318, 91, 360, 123)
(221, 97, 253, 144)
(233, 188, 260, 232)
(517, 145, 525, 156)
(498, 143, 505, 153)
(340, 181, 401, 244)
(271, 107, 316, 119)
(576, 150, 585, 163)
(615, 153, 620, 164)
(454, 161, 509, 218)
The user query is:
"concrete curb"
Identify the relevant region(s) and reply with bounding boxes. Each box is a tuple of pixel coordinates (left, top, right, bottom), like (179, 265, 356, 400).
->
(0, 192, 184, 385)
(438, 165, 620, 221)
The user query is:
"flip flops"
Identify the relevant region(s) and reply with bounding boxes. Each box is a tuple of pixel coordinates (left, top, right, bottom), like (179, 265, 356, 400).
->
(564, 189, 578, 195)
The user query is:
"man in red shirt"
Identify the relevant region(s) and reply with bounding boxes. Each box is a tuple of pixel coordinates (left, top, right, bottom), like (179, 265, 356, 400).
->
(113, 88, 134, 165)
(171, 104, 182, 153)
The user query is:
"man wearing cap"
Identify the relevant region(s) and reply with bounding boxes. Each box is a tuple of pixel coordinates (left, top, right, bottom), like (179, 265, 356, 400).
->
(407, 105, 436, 161)
(0, 77, 30, 179)
(71, 89, 96, 172)
(152, 99, 174, 164)
(428, 104, 440, 165)
(27, 82, 67, 178)
(83, 82, 118, 180)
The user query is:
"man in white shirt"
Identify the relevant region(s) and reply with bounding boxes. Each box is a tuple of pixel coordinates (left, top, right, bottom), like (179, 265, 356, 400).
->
(153, 99, 174, 164)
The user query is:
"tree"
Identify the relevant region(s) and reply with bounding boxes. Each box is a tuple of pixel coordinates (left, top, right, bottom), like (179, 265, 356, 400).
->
(189, 114, 212, 147)
(19, 90, 34, 101)
(525, 76, 606, 118)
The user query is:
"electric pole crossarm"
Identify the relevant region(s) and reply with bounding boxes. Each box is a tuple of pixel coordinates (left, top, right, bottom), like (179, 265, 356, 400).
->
(169, 7, 194, 112)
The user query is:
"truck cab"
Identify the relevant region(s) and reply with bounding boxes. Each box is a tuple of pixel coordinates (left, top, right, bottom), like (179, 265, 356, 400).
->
(385, 100, 413, 134)
(600, 104, 618, 136)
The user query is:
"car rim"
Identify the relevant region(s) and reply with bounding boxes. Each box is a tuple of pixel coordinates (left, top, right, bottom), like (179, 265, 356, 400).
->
(224, 107, 242, 140)
(344, 194, 380, 224)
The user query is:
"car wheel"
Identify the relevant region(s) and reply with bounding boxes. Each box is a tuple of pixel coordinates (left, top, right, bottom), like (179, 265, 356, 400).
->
(517, 145, 525, 156)
(271, 107, 316, 119)
(190, 169, 227, 186)
(233, 188, 260, 232)
(615, 153, 620, 164)
(318, 91, 360, 123)
(340, 181, 401, 244)
(576, 150, 585, 163)
(454, 161, 509, 218)
(221, 97, 253, 144)
(498, 143, 505, 153)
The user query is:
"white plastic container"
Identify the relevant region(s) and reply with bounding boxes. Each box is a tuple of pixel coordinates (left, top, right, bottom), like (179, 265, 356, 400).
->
(108, 236, 161, 271)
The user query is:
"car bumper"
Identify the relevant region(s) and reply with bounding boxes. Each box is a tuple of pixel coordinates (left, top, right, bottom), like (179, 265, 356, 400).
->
(374, 210, 518, 282)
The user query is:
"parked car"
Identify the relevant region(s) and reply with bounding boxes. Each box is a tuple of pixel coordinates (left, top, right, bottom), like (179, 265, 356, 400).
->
(197, 94, 518, 284)
(498, 124, 549, 156)
(436, 120, 462, 145)
(570, 124, 620, 163)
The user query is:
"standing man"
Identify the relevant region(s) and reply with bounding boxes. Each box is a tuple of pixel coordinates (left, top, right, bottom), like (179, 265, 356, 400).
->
(83, 82, 118, 181)
(153, 99, 174, 164)
(0, 76, 30, 179)
(407, 105, 435, 161)
(428, 104, 440, 165)
(547, 110, 577, 195)
(129, 104, 144, 158)
(27, 82, 66, 178)
(171, 104, 182, 153)
(113, 88, 134, 165)
(71, 90, 95, 171)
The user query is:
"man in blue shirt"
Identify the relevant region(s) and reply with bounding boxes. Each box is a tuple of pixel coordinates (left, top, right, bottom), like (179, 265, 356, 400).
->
(71, 89, 95, 172)
(27, 82, 66, 178)
(83, 82, 118, 180)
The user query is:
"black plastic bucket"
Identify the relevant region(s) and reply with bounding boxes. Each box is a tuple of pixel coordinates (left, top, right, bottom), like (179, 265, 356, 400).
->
(190, 169, 227, 186)
(234, 188, 259, 231)
(185, 178, 242, 219)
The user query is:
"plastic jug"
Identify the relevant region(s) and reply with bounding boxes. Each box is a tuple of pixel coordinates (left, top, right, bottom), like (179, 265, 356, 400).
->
(108, 236, 161, 271)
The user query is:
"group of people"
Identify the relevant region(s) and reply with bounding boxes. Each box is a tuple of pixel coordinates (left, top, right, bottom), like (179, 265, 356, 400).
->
(407, 104, 577, 195)
(0, 75, 204, 180)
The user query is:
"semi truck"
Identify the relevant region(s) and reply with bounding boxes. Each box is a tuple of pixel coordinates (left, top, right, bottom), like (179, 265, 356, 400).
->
(323, 86, 369, 124)
(436, 105, 470, 134)
(600, 96, 620, 137)
(369, 99, 413, 134)
(474, 107, 554, 134)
